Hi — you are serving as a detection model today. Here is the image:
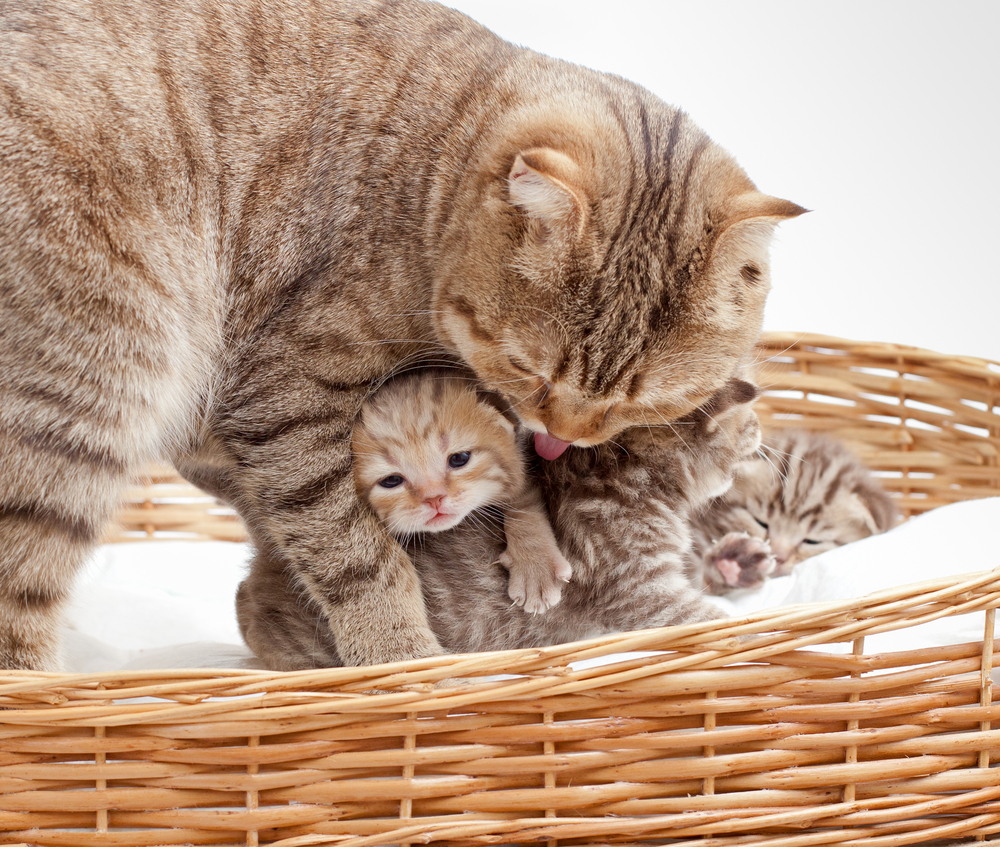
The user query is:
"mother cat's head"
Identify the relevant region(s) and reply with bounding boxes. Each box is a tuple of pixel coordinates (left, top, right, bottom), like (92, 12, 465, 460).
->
(432, 90, 804, 459)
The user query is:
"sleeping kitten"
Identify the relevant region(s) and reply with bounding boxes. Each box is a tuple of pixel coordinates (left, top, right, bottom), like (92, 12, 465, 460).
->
(236, 377, 761, 666)
(1, 0, 803, 670)
(690, 429, 898, 593)
(351, 371, 572, 614)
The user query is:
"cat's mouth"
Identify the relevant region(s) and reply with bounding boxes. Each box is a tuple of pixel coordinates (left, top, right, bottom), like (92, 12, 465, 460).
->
(424, 510, 463, 531)
(534, 432, 571, 460)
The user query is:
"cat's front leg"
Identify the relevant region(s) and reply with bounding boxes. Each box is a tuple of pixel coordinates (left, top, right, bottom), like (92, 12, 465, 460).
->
(500, 486, 572, 614)
(220, 369, 444, 669)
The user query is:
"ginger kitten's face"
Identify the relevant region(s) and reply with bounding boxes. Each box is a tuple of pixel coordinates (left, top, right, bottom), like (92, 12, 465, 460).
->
(434, 117, 804, 459)
(352, 374, 523, 536)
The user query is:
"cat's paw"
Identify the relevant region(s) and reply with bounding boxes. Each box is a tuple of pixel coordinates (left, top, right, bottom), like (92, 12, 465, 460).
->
(670, 380, 762, 505)
(705, 531, 776, 593)
(501, 549, 572, 614)
(710, 402, 763, 462)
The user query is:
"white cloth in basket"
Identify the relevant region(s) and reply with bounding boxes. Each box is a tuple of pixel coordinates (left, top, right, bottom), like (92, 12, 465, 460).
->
(61, 497, 1000, 672)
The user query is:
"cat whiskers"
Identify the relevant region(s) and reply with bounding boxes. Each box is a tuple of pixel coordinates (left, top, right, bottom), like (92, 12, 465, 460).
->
(511, 304, 574, 340)
(370, 357, 475, 394)
(747, 333, 808, 371)
(757, 443, 792, 483)
(500, 377, 549, 415)
(637, 403, 695, 451)
(463, 509, 507, 545)
(605, 439, 628, 457)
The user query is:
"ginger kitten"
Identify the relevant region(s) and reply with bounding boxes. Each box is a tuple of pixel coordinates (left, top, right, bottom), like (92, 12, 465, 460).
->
(351, 371, 572, 614)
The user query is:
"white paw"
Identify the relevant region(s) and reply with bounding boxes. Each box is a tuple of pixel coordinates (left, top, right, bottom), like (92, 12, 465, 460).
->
(501, 550, 572, 615)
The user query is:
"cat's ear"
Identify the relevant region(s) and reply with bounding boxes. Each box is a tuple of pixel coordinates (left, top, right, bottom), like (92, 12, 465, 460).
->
(853, 481, 900, 535)
(508, 149, 586, 237)
(726, 192, 808, 225)
(475, 387, 519, 432)
(698, 378, 760, 423)
(710, 192, 808, 276)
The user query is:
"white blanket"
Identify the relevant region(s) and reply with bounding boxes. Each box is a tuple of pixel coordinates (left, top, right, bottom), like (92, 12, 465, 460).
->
(62, 497, 1000, 673)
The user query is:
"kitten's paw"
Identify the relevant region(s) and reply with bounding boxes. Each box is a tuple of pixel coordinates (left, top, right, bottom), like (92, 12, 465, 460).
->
(681, 389, 763, 506)
(501, 549, 572, 615)
(712, 404, 763, 463)
(706, 531, 776, 593)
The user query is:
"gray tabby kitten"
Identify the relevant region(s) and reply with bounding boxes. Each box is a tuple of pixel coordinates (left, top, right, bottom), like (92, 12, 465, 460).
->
(237, 378, 760, 666)
(689, 429, 898, 593)
(0, 0, 802, 670)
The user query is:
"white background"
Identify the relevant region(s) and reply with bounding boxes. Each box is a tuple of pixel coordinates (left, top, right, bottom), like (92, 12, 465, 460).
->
(443, 1, 1000, 362)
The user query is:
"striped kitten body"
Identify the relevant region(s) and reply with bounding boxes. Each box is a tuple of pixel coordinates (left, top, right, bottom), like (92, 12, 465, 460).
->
(236, 378, 760, 663)
(349, 371, 572, 615)
(690, 429, 898, 593)
(0, 0, 802, 669)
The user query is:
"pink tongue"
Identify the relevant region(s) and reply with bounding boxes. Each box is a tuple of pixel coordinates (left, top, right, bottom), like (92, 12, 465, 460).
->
(534, 432, 571, 461)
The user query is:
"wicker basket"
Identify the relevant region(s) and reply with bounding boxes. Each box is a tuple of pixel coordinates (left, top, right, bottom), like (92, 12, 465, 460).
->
(2, 332, 998, 847)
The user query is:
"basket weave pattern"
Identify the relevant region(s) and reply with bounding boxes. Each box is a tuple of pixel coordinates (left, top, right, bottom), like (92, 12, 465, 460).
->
(1, 333, 998, 847)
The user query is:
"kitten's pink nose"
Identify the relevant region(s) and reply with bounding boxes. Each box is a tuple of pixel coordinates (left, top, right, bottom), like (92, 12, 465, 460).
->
(770, 542, 788, 559)
(425, 495, 446, 512)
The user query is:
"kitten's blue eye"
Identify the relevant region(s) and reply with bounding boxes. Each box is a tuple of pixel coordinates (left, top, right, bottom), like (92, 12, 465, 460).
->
(754, 517, 769, 530)
(803, 538, 821, 545)
(448, 451, 471, 469)
(379, 475, 404, 489)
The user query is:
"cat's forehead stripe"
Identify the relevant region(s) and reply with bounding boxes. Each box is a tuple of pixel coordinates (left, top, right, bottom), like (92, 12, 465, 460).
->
(597, 99, 692, 277)
(445, 294, 494, 343)
(821, 465, 852, 507)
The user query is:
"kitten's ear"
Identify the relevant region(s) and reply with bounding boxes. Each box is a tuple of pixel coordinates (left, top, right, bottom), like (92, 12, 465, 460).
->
(475, 387, 518, 432)
(699, 378, 760, 420)
(854, 482, 900, 535)
(508, 149, 585, 237)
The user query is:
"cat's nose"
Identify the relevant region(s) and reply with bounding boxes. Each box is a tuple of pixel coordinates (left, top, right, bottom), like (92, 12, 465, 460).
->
(425, 495, 446, 512)
(770, 545, 796, 574)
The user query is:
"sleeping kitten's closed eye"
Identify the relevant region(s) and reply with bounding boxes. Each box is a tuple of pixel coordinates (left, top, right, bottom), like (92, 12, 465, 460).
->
(691, 428, 898, 592)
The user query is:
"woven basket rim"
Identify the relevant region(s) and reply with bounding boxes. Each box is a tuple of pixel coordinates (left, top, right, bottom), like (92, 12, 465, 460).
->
(2, 563, 996, 695)
(759, 330, 1000, 368)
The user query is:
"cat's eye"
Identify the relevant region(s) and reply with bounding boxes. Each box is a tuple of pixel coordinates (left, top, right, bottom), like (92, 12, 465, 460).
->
(448, 451, 471, 469)
(378, 475, 405, 489)
(754, 517, 769, 530)
(506, 356, 533, 375)
(803, 538, 821, 545)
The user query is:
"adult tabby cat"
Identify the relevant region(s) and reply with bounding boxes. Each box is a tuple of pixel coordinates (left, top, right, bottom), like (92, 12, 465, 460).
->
(0, 0, 803, 670)
(239, 377, 762, 666)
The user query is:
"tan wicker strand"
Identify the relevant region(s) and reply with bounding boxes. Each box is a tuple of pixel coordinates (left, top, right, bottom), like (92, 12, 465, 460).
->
(3, 333, 999, 847)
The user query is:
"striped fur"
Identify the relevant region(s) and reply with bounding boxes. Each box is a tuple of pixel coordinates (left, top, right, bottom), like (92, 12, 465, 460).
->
(235, 378, 760, 662)
(690, 429, 899, 593)
(0, 0, 801, 669)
